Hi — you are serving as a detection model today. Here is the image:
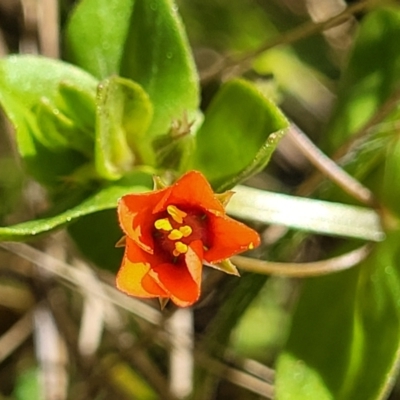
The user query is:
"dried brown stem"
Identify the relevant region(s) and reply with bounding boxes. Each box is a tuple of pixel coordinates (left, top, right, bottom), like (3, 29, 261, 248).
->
(0, 309, 33, 363)
(195, 350, 274, 399)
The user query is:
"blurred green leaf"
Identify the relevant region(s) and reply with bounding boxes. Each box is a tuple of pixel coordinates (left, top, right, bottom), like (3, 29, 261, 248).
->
(192, 79, 288, 191)
(178, 0, 273, 52)
(276, 230, 400, 400)
(95, 76, 154, 179)
(0, 55, 98, 187)
(382, 136, 400, 216)
(233, 278, 291, 361)
(194, 273, 268, 399)
(276, 7, 400, 400)
(276, 267, 359, 400)
(178, 0, 335, 76)
(106, 355, 159, 399)
(120, 0, 199, 137)
(68, 208, 123, 271)
(323, 6, 400, 153)
(13, 367, 41, 400)
(64, 0, 135, 79)
(0, 170, 153, 242)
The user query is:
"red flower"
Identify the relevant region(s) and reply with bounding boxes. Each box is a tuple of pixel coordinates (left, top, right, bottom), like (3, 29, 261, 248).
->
(116, 170, 260, 307)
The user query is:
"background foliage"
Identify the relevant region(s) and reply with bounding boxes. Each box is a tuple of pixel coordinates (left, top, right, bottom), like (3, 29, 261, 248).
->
(0, 0, 400, 399)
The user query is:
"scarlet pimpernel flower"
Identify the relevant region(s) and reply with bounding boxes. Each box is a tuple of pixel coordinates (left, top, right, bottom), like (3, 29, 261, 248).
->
(116, 170, 260, 307)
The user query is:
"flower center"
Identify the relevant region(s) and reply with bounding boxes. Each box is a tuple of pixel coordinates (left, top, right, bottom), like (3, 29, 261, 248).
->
(153, 204, 209, 260)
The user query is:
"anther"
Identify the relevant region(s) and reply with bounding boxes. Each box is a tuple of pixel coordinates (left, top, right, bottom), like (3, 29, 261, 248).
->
(167, 205, 187, 224)
(172, 241, 188, 257)
(179, 225, 192, 237)
(168, 229, 183, 240)
(154, 218, 173, 231)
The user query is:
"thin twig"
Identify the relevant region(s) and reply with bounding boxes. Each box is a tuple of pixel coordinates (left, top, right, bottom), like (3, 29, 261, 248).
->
(0, 308, 33, 364)
(195, 351, 274, 399)
(37, 0, 59, 58)
(167, 308, 194, 399)
(0, 26, 8, 56)
(298, 87, 400, 197)
(232, 244, 371, 277)
(34, 304, 68, 400)
(201, 0, 372, 83)
(334, 87, 400, 161)
(288, 124, 376, 206)
(45, 289, 132, 400)
(0, 242, 162, 325)
(241, 358, 275, 384)
(106, 329, 178, 400)
(20, 0, 39, 54)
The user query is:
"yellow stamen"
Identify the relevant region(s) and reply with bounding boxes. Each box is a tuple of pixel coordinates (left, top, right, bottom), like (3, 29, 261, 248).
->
(154, 218, 173, 231)
(167, 205, 187, 224)
(248, 242, 254, 250)
(179, 225, 192, 237)
(172, 241, 188, 257)
(168, 229, 183, 240)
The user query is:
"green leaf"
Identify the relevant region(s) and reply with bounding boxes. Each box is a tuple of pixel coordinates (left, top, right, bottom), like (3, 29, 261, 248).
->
(194, 273, 268, 398)
(120, 0, 199, 137)
(382, 136, 400, 216)
(275, 10, 400, 398)
(227, 186, 383, 242)
(276, 267, 359, 400)
(34, 97, 93, 157)
(192, 79, 288, 191)
(152, 110, 203, 173)
(153, 131, 195, 172)
(57, 81, 97, 138)
(276, 230, 400, 400)
(95, 76, 153, 179)
(0, 170, 153, 242)
(68, 209, 124, 271)
(323, 6, 400, 153)
(13, 367, 41, 400)
(64, 0, 135, 79)
(0, 55, 98, 109)
(65, 0, 199, 138)
(0, 55, 98, 187)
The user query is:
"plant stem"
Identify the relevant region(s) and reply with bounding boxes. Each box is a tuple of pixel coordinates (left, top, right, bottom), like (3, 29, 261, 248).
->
(201, 0, 373, 83)
(288, 124, 376, 206)
(232, 244, 371, 277)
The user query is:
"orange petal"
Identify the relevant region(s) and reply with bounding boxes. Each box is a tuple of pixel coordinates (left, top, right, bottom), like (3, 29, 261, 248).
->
(185, 240, 204, 287)
(116, 239, 167, 298)
(153, 170, 225, 215)
(148, 242, 204, 307)
(118, 188, 167, 252)
(204, 213, 260, 263)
